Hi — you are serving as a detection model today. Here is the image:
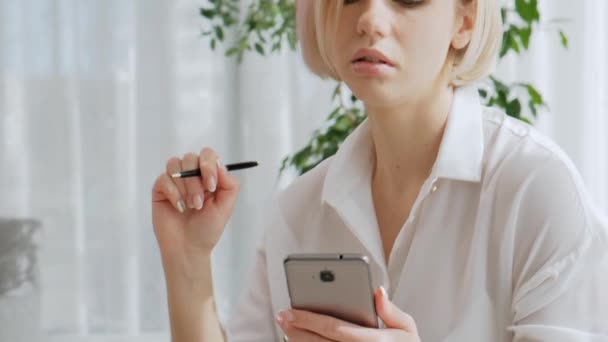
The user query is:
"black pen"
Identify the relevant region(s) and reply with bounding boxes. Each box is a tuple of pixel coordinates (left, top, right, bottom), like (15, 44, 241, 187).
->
(171, 161, 259, 179)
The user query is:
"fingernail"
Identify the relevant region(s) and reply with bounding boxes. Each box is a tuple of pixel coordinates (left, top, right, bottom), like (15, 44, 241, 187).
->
(380, 286, 388, 299)
(187, 195, 195, 209)
(208, 176, 217, 192)
(193, 194, 203, 210)
(176, 200, 185, 213)
(278, 310, 294, 322)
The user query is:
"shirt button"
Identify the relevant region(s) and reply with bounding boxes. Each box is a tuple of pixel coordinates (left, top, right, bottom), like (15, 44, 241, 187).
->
(430, 178, 439, 193)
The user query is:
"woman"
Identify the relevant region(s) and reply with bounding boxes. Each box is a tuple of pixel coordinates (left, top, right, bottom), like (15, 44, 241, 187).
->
(152, 0, 608, 341)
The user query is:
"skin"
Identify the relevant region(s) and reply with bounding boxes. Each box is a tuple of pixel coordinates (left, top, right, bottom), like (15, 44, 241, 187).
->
(333, 0, 475, 267)
(151, 0, 475, 341)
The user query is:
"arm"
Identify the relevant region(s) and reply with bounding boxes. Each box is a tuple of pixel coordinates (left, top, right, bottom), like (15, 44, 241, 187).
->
(506, 156, 608, 341)
(163, 254, 225, 342)
(152, 148, 240, 342)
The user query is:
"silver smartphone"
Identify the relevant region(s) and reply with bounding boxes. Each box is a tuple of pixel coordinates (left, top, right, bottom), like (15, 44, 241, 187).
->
(283, 253, 379, 328)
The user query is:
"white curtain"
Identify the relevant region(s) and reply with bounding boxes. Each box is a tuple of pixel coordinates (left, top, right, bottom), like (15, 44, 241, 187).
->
(495, 0, 608, 213)
(0, 0, 606, 340)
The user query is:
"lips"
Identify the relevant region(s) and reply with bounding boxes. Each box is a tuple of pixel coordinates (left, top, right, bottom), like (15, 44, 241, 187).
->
(350, 48, 396, 77)
(351, 48, 395, 67)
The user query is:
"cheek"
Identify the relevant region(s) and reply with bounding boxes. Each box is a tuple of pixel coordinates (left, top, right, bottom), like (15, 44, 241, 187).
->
(333, 23, 356, 67)
(398, 23, 453, 79)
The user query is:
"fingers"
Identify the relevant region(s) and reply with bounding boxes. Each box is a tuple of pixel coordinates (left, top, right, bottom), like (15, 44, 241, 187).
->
(152, 173, 185, 213)
(279, 309, 373, 342)
(182, 152, 207, 210)
(276, 316, 333, 342)
(281, 328, 332, 342)
(154, 147, 239, 215)
(166, 157, 187, 197)
(375, 287, 418, 334)
(198, 147, 219, 192)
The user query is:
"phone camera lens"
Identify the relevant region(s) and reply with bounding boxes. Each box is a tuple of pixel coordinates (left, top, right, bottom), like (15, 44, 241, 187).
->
(319, 270, 335, 282)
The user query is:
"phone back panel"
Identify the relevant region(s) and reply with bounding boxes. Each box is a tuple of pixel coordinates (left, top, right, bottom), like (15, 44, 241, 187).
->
(284, 254, 378, 328)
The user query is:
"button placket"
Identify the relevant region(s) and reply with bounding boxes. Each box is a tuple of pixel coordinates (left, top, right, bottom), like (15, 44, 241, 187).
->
(388, 177, 439, 289)
(430, 178, 439, 194)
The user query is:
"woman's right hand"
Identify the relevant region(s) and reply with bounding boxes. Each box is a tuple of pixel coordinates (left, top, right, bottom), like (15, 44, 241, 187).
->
(151, 147, 240, 274)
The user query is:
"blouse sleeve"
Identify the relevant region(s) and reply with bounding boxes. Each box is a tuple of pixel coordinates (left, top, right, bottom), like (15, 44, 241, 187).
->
(219, 229, 279, 341)
(506, 155, 608, 341)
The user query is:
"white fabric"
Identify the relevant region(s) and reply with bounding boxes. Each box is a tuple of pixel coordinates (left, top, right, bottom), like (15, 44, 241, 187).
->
(224, 85, 608, 341)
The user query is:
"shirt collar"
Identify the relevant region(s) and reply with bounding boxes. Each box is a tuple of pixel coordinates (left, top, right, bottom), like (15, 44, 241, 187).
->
(319, 85, 485, 268)
(322, 84, 485, 206)
(433, 84, 485, 182)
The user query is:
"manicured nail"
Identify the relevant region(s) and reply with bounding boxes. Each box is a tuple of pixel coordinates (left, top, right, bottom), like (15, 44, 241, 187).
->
(187, 195, 195, 209)
(193, 194, 203, 210)
(176, 200, 185, 213)
(207, 176, 217, 192)
(380, 286, 388, 299)
(278, 310, 294, 322)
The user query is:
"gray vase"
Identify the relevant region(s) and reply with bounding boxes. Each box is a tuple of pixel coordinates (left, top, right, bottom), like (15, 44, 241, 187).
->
(0, 218, 42, 342)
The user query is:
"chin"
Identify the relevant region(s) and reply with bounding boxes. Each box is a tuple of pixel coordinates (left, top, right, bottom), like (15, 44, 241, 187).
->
(346, 78, 401, 108)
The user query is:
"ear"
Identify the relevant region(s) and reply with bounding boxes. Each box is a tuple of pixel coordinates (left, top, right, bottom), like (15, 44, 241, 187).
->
(451, 1, 476, 50)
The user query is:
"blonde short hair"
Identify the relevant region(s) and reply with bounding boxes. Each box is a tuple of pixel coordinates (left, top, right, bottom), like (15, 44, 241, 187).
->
(295, 0, 502, 87)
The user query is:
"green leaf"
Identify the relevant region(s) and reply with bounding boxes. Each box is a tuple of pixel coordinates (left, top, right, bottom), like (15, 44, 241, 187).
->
(500, 28, 522, 57)
(490, 76, 509, 93)
(500, 31, 510, 58)
(515, 0, 540, 24)
(509, 28, 521, 54)
(506, 99, 522, 118)
(520, 117, 533, 125)
(225, 47, 239, 56)
(279, 156, 290, 173)
(334, 116, 352, 132)
(518, 26, 532, 49)
(215, 26, 224, 41)
(255, 43, 265, 55)
(328, 107, 341, 120)
(200, 8, 215, 19)
(528, 100, 538, 117)
(332, 84, 341, 100)
(222, 14, 236, 26)
(559, 30, 569, 48)
(525, 84, 543, 105)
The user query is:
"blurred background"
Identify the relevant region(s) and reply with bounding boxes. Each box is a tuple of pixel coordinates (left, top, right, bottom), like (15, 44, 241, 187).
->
(0, 0, 606, 341)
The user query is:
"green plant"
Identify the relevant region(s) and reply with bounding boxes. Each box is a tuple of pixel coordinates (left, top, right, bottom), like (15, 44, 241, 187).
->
(200, 0, 568, 175)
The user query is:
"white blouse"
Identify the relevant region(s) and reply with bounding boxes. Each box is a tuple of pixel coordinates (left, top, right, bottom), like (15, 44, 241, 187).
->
(221, 85, 608, 341)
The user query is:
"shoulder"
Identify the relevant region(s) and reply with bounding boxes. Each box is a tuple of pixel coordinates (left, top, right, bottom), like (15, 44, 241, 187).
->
(479, 106, 599, 246)
(478, 107, 604, 276)
(272, 156, 333, 227)
(480, 106, 588, 216)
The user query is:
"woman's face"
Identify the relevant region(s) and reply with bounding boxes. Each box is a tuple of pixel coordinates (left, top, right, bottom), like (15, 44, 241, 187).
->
(332, 0, 468, 108)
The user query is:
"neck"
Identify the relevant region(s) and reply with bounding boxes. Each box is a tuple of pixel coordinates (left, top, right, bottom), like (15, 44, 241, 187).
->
(369, 84, 454, 195)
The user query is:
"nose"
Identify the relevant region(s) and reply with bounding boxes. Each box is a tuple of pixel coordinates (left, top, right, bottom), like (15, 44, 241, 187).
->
(356, 0, 391, 40)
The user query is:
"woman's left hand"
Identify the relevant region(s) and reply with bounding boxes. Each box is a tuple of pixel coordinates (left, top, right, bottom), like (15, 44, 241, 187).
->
(276, 287, 421, 341)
